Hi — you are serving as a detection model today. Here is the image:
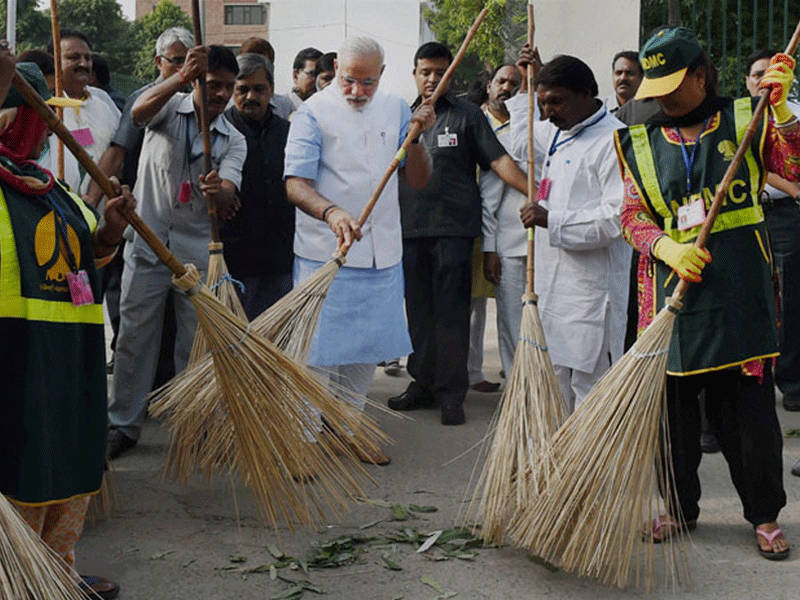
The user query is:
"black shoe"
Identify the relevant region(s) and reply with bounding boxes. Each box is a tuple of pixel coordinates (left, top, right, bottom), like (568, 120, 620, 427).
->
(792, 459, 800, 477)
(783, 394, 800, 411)
(700, 432, 720, 453)
(105, 356, 114, 375)
(441, 403, 465, 426)
(387, 390, 435, 411)
(107, 429, 136, 460)
(470, 380, 501, 393)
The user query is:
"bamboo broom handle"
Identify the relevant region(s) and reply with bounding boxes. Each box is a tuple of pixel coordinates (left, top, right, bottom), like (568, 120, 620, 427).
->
(348, 4, 491, 243)
(525, 0, 535, 295)
(672, 18, 800, 300)
(190, 0, 219, 243)
(11, 70, 187, 278)
(49, 0, 64, 180)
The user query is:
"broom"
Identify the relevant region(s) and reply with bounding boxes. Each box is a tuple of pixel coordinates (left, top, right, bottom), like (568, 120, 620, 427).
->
(147, 3, 495, 482)
(466, 0, 567, 546)
(186, 0, 249, 365)
(0, 494, 88, 600)
(508, 22, 800, 590)
(49, 0, 64, 180)
(12, 69, 387, 532)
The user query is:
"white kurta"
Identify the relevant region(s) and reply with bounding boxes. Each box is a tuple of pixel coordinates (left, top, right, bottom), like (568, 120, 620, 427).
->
(507, 94, 631, 373)
(39, 86, 120, 194)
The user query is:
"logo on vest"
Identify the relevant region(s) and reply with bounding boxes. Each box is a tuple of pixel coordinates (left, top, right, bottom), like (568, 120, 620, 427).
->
(717, 140, 737, 161)
(34, 210, 80, 285)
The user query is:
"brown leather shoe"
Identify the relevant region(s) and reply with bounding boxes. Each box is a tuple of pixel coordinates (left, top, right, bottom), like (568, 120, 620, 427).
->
(470, 380, 501, 393)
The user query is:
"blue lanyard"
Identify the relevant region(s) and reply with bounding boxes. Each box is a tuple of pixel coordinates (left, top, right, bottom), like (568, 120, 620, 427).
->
(548, 109, 607, 157)
(184, 115, 219, 165)
(46, 194, 80, 273)
(675, 118, 710, 193)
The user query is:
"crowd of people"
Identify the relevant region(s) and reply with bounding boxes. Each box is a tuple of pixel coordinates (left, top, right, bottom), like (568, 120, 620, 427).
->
(2, 21, 800, 598)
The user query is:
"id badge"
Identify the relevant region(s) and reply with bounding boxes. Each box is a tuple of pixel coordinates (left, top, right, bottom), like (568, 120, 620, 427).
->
(66, 270, 95, 307)
(537, 177, 552, 201)
(437, 133, 458, 147)
(71, 127, 95, 147)
(677, 198, 706, 231)
(179, 181, 192, 203)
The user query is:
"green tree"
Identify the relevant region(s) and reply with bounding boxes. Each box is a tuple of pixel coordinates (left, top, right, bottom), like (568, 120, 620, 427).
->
(129, 0, 192, 83)
(0, 0, 53, 53)
(57, 0, 132, 73)
(423, 0, 528, 92)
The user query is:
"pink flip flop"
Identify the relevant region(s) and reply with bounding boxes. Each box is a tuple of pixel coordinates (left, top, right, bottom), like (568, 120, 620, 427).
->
(755, 526, 791, 561)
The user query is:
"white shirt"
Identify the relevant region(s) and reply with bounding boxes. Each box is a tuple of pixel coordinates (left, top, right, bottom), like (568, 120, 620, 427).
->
(284, 84, 412, 269)
(39, 86, 120, 194)
(507, 93, 631, 372)
(480, 105, 538, 258)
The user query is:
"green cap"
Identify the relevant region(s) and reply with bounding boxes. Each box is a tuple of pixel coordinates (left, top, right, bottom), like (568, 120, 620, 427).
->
(635, 27, 703, 100)
(3, 62, 81, 109)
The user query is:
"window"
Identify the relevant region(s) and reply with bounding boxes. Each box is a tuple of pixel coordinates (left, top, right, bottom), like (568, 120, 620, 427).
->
(224, 3, 267, 26)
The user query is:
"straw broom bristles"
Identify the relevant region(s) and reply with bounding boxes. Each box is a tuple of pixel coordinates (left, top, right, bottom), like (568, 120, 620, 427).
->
(87, 465, 119, 521)
(508, 297, 690, 590)
(13, 67, 389, 531)
(0, 494, 88, 599)
(169, 264, 388, 530)
(467, 293, 567, 545)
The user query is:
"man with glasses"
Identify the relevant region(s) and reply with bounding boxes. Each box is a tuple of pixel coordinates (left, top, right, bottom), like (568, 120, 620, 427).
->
(106, 45, 246, 459)
(85, 27, 194, 380)
(285, 37, 435, 464)
(290, 47, 322, 109)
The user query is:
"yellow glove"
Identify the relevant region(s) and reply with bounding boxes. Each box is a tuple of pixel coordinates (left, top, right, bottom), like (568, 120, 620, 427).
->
(759, 53, 797, 125)
(652, 236, 712, 283)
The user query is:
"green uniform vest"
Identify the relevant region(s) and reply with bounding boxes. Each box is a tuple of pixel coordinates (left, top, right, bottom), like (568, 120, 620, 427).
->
(0, 179, 106, 505)
(615, 97, 778, 375)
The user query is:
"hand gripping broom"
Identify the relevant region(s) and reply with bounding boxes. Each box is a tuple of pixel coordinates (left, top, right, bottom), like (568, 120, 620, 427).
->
(11, 68, 386, 533)
(466, 0, 567, 545)
(148, 4, 494, 481)
(508, 21, 800, 590)
(186, 0, 249, 365)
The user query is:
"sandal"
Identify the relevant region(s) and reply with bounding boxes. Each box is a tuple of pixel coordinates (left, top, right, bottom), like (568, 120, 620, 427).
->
(644, 515, 697, 544)
(79, 575, 120, 600)
(755, 526, 791, 561)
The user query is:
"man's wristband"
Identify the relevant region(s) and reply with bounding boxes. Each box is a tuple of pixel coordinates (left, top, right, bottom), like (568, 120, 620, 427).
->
(178, 69, 191, 85)
(321, 204, 338, 221)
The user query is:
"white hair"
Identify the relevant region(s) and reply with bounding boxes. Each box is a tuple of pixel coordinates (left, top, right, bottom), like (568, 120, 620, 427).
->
(155, 27, 194, 56)
(337, 37, 384, 64)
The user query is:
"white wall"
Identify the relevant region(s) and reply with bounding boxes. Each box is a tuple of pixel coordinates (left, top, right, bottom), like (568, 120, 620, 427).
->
(269, 0, 431, 103)
(533, 0, 641, 101)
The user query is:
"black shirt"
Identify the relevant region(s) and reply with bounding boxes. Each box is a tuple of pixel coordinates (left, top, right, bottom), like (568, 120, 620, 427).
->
(220, 106, 294, 278)
(400, 93, 506, 238)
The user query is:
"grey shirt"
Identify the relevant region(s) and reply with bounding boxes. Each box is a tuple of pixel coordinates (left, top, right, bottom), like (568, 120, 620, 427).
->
(126, 92, 247, 269)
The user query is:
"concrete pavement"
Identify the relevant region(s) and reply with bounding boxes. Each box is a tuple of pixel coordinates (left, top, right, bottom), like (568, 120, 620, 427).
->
(86, 302, 800, 599)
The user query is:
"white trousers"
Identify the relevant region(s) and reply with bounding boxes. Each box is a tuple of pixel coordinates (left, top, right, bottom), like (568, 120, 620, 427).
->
(493, 256, 526, 377)
(312, 363, 375, 436)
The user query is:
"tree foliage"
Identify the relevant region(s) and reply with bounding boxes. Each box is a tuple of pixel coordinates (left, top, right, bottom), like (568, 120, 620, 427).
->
(58, 0, 132, 72)
(129, 0, 193, 82)
(0, 0, 53, 53)
(423, 0, 527, 92)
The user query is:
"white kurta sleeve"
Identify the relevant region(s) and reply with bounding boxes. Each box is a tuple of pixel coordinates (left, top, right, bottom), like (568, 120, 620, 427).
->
(480, 169, 504, 252)
(547, 133, 625, 251)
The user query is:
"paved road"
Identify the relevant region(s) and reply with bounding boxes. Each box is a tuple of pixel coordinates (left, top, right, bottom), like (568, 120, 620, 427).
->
(86, 303, 800, 599)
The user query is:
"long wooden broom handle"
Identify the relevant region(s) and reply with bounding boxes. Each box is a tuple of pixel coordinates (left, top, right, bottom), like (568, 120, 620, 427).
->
(346, 4, 491, 249)
(49, 0, 64, 180)
(525, 0, 535, 295)
(11, 70, 188, 278)
(190, 0, 219, 243)
(672, 19, 800, 300)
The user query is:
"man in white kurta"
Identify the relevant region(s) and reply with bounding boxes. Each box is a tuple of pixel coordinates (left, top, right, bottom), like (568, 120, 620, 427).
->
(507, 54, 630, 411)
(284, 37, 434, 464)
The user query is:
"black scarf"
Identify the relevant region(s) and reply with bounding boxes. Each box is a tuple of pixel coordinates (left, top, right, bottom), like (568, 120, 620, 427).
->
(646, 94, 733, 127)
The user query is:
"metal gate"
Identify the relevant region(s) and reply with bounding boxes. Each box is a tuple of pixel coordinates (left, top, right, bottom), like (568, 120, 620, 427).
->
(640, 0, 800, 98)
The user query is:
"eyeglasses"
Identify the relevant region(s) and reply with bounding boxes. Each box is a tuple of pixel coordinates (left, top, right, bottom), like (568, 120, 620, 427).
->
(160, 55, 186, 66)
(342, 76, 378, 90)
